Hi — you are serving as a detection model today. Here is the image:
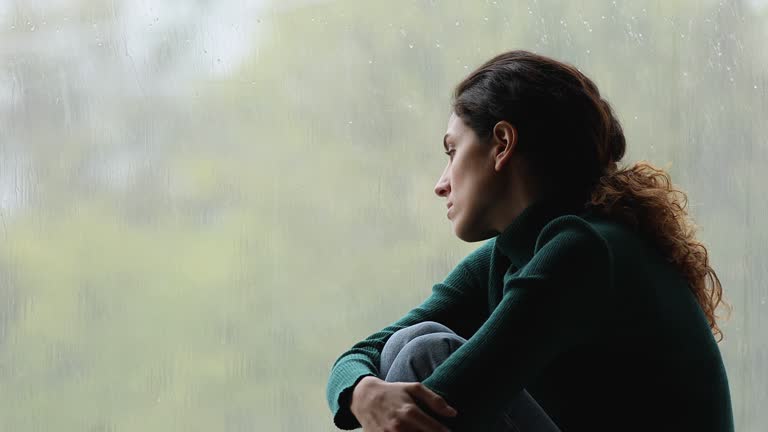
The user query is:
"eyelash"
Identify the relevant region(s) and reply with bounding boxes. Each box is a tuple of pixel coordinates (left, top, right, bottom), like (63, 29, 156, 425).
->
(444, 150, 454, 157)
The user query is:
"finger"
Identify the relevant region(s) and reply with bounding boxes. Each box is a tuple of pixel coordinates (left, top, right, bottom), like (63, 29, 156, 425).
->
(403, 404, 452, 432)
(406, 383, 458, 418)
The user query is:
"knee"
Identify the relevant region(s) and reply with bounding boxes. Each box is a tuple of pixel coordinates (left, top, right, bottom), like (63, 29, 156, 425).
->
(382, 331, 466, 382)
(383, 321, 459, 366)
(390, 321, 453, 344)
(398, 333, 464, 362)
(409, 320, 452, 334)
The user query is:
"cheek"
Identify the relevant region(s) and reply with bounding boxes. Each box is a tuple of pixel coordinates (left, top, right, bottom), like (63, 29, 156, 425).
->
(458, 167, 492, 203)
(454, 160, 478, 186)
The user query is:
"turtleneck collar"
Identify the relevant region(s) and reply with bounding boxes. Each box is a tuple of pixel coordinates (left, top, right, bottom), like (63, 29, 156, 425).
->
(494, 195, 588, 268)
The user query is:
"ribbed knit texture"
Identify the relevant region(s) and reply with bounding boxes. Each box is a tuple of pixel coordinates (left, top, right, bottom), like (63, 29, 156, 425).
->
(326, 197, 734, 432)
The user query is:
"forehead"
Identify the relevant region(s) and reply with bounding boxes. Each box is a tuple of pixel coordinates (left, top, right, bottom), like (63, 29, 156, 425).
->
(445, 112, 466, 136)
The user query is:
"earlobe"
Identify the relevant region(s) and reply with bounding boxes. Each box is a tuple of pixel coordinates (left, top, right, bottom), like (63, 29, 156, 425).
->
(490, 121, 517, 172)
(497, 136, 521, 173)
(494, 146, 511, 172)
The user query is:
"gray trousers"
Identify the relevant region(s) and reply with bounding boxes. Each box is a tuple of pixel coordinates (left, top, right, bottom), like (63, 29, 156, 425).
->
(378, 321, 562, 432)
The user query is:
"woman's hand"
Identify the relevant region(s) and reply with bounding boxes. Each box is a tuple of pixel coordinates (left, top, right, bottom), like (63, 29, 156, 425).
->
(350, 376, 458, 432)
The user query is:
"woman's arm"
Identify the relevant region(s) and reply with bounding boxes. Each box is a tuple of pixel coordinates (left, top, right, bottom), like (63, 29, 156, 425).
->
(421, 216, 615, 430)
(326, 241, 493, 430)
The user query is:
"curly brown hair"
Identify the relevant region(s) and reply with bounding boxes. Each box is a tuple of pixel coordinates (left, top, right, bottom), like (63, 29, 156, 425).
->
(452, 49, 732, 343)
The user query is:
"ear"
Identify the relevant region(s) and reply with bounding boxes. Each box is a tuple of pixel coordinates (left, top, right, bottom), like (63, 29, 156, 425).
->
(492, 121, 518, 172)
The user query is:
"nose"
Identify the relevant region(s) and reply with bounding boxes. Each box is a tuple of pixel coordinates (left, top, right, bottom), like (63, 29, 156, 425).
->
(434, 165, 450, 198)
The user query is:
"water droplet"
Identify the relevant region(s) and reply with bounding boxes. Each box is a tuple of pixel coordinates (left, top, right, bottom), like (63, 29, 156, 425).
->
(455, 21, 460, 26)
(368, 59, 373, 64)
(408, 43, 414, 48)
(484, 17, 489, 21)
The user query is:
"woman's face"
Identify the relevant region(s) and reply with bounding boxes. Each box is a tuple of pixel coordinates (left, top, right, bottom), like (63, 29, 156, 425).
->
(434, 112, 502, 241)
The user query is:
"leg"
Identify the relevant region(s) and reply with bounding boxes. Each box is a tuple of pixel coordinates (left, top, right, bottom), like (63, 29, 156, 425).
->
(379, 320, 460, 380)
(379, 321, 562, 432)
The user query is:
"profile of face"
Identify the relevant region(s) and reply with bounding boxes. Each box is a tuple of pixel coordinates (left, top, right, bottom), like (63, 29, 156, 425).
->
(434, 112, 520, 242)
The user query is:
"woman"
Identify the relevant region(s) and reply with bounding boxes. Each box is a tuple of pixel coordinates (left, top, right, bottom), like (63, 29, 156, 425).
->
(325, 50, 734, 432)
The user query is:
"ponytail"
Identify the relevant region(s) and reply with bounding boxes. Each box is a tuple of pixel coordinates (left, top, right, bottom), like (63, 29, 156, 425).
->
(587, 162, 732, 343)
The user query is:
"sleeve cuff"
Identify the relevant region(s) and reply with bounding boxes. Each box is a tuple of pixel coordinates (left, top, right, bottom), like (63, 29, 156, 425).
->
(332, 373, 377, 430)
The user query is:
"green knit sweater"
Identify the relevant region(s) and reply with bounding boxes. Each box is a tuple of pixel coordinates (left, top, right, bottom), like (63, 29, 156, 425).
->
(325, 197, 734, 431)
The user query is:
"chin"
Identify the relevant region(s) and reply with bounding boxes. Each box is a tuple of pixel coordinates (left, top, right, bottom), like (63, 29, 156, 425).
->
(454, 231, 475, 243)
(451, 222, 469, 241)
(453, 222, 492, 243)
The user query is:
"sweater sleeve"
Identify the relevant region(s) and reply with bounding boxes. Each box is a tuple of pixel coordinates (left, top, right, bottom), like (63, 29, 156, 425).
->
(325, 241, 492, 430)
(420, 216, 615, 430)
